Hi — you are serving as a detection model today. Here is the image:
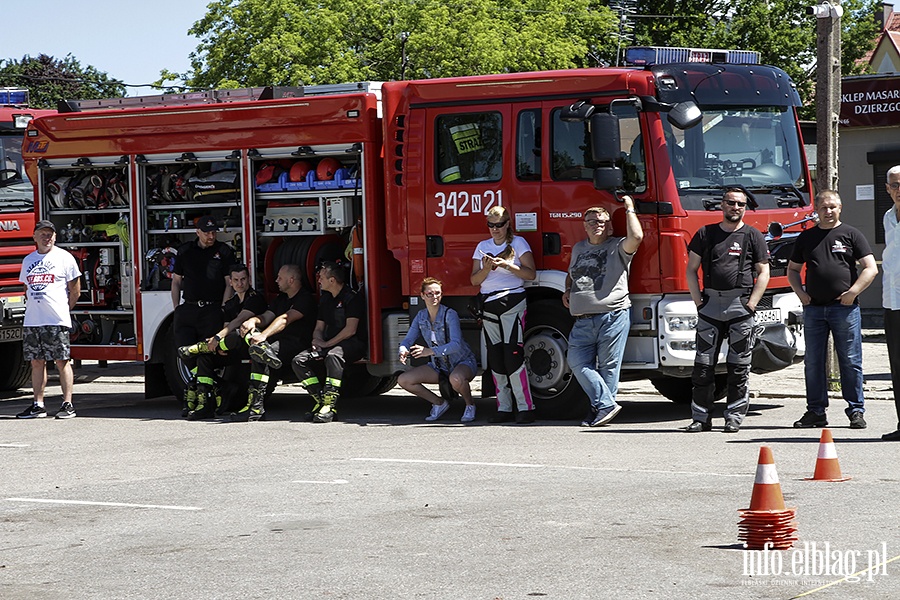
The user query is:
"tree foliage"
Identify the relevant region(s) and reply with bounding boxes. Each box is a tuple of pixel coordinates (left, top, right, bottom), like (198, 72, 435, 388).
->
(0, 54, 125, 109)
(178, 0, 619, 89)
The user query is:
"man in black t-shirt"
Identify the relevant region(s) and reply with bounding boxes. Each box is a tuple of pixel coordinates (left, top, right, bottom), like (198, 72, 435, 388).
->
(684, 188, 770, 433)
(291, 261, 366, 423)
(178, 264, 268, 419)
(230, 263, 316, 422)
(787, 190, 877, 430)
(171, 215, 236, 415)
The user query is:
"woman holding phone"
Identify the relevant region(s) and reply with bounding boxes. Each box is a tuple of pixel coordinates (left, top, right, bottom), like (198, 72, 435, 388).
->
(470, 205, 536, 423)
(398, 278, 478, 422)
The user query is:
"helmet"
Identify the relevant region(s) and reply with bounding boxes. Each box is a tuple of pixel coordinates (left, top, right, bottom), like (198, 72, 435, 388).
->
(316, 157, 342, 181)
(255, 162, 282, 186)
(289, 160, 313, 182)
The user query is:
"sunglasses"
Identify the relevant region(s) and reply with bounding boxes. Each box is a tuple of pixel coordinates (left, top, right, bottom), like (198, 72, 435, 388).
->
(424, 291, 442, 297)
(890, 182, 900, 190)
(584, 219, 609, 226)
(724, 200, 747, 208)
(487, 220, 509, 229)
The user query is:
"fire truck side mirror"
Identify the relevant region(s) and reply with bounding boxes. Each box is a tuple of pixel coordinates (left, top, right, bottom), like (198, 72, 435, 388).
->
(667, 101, 702, 130)
(593, 167, 623, 192)
(589, 113, 620, 163)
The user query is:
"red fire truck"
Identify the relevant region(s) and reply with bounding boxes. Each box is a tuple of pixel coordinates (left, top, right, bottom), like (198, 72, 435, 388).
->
(22, 47, 810, 416)
(0, 88, 55, 390)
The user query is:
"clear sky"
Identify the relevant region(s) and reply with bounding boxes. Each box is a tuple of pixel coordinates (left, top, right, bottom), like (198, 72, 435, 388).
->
(3, 0, 212, 97)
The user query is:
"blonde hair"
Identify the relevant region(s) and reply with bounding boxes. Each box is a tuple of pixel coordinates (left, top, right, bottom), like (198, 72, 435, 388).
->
(584, 207, 609, 220)
(486, 205, 514, 244)
(420, 277, 443, 293)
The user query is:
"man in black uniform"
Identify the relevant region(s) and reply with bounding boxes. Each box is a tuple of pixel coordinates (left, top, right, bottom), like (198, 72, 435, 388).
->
(171, 215, 235, 415)
(291, 261, 366, 423)
(231, 263, 316, 422)
(787, 189, 876, 429)
(178, 263, 268, 420)
(684, 188, 770, 433)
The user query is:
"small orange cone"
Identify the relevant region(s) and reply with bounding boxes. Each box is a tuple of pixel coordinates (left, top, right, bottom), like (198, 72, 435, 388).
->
(749, 445, 786, 510)
(806, 428, 850, 482)
(739, 445, 798, 550)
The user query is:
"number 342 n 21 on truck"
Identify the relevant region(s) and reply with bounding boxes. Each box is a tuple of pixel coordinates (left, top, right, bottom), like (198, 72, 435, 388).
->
(22, 46, 808, 417)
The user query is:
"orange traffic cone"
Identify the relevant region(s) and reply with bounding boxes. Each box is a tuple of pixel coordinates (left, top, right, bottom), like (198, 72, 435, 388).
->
(805, 428, 850, 482)
(739, 445, 798, 550)
(749, 445, 786, 511)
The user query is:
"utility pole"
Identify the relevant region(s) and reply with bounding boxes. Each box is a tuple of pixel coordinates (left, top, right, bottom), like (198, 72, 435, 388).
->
(813, 0, 843, 192)
(811, 0, 843, 392)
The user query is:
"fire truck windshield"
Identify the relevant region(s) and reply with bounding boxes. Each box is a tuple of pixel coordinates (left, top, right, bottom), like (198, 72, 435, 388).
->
(665, 106, 807, 209)
(0, 134, 33, 212)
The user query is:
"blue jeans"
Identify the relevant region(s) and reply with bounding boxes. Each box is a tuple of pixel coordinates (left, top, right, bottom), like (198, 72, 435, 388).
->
(803, 303, 864, 416)
(567, 308, 630, 412)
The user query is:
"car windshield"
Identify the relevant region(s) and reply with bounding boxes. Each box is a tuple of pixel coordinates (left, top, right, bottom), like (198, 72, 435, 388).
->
(0, 134, 33, 212)
(666, 106, 807, 210)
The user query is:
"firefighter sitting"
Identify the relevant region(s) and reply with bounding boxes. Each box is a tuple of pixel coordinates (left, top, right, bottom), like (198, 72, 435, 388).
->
(177, 263, 268, 420)
(231, 264, 317, 422)
(291, 261, 366, 423)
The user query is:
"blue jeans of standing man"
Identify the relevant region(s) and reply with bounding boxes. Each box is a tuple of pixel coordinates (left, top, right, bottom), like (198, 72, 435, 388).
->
(567, 308, 630, 412)
(803, 302, 865, 417)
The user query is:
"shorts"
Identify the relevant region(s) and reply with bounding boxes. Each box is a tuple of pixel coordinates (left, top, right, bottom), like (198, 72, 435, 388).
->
(23, 325, 72, 361)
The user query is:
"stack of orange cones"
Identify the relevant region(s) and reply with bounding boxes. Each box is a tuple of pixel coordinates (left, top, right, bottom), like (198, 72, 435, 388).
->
(805, 428, 850, 482)
(738, 445, 798, 550)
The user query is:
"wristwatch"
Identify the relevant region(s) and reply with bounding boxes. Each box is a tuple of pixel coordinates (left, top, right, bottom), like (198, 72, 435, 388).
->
(625, 209, 636, 214)
(213, 334, 222, 342)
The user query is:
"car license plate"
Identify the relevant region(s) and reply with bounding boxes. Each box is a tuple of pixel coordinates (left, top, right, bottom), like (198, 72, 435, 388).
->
(755, 309, 781, 325)
(0, 327, 23, 341)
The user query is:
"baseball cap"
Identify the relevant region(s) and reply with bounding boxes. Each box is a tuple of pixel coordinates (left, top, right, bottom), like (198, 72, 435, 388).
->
(196, 215, 219, 232)
(34, 219, 56, 233)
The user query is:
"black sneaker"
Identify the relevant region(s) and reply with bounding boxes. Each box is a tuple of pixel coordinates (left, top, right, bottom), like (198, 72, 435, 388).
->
(589, 404, 622, 427)
(580, 408, 598, 428)
(684, 420, 712, 433)
(793, 410, 827, 428)
(515, 410, 536, 424)
(249, 342, 282, 370)
(55, 402, 76, 419)
(488, 411, 515, 424)
(849, 410, 867, 429)
(882, 429, 900, 441)
(16, 404, 47, 419)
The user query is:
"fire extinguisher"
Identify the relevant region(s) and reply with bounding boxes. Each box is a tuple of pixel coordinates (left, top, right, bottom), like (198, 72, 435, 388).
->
(346, 217, 364, 288)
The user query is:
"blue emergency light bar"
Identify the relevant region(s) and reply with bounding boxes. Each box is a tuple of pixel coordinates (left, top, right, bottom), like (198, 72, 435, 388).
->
(0, 88, 29, 105)
(625, 46, 760, 67)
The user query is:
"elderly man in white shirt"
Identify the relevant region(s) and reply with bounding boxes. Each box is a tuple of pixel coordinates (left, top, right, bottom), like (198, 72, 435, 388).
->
(882, 165, 900, 441)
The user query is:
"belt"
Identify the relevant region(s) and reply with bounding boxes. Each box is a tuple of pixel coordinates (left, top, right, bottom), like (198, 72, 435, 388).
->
(184, 300, 218, 308)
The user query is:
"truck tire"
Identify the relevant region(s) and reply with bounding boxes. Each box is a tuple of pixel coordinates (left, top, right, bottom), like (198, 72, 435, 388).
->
(650, 374, 728, 404)
(523, 300, 586, 420)
(161, 325, 191, 399)
(340, 364, 396, 398)
(0, 342, 30, 391)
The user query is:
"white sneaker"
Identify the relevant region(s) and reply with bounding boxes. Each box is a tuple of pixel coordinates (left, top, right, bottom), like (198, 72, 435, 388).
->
(425, 401, 450, 422)
(461, 405, 476, 423)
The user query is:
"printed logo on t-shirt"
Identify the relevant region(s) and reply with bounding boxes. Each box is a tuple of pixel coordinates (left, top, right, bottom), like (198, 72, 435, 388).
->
(831, 240, 848, 254)
(728, 241, 743, 256)
(26, 262, 56, 291)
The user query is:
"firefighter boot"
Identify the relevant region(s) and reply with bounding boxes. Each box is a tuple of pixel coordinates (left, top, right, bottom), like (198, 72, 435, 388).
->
(187, 387, 215, 420)
(213, 386, 229, 416)
(313, 389, 339, 423)
(248, 341, 282, 370)
(178, 341, 214, 360)
(181, 385, 198, 417)
(303, 390, 324, 422)
(231, 386, 265, 422)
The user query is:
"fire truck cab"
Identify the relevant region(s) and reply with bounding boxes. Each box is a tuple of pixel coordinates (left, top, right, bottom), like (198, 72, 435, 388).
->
(22, 48, 808, 417)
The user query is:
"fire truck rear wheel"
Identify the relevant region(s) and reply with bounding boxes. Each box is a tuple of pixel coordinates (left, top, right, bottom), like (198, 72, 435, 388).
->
(650, 374, 728, 404)
(161, 326, 191, 399)
(523, 300, 586, 420)
(0, 342, 30, 391)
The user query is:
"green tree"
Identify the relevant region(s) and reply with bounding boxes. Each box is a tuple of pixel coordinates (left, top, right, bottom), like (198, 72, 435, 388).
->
(0, 54, 125, 109)
(177, 0, 619, 89)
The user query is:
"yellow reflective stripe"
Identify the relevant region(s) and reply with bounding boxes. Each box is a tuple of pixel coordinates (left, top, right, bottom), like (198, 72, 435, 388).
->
(450, 122, 482, 154)
(197, 376, 215, 386)
(326, 377, 342, 388)
(301, 377, 319, 387)
(250, 372, 269, 383)
(219, 338, 228, 351)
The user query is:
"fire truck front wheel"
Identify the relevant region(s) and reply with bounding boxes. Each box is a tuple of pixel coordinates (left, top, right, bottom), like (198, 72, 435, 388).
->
(523, 300, 586, 420)
(0, 342, 30, 391)
(650, 374, 728, 404)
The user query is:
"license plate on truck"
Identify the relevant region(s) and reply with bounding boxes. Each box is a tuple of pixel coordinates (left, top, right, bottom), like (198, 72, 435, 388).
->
(755, 309, 781, 325)
(0, 327, 23, 341)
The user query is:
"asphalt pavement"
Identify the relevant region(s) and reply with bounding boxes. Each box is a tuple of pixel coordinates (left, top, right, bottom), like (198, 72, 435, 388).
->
(0, 333, 898, 600)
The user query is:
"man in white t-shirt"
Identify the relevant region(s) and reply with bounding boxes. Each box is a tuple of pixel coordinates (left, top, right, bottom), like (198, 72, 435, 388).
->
(563, 196, 643, 427)
(16, 220, 81, 419)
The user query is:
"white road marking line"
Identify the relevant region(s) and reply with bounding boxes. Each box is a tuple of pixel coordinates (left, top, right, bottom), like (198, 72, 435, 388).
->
(0, 443, 29, 448)
(353, 458, 544, 468)
(6, 498, 202, 511)
(351, 457, 747, 477)
(291, 479, 349, 484)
